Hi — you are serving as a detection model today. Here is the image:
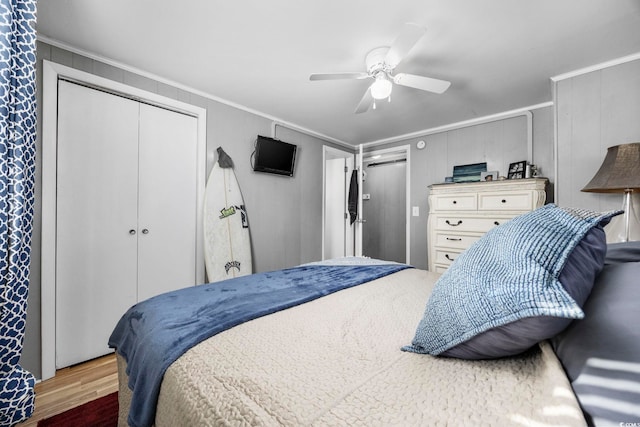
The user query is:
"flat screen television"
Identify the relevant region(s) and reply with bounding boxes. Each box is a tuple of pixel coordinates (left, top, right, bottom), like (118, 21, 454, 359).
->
(253, 135, 297, 177)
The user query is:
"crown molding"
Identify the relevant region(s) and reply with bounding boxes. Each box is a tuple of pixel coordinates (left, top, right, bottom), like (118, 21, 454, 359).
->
(37, 34, 351, 148)
(362, 102, 553, 147)
(551, 52, 640, 82)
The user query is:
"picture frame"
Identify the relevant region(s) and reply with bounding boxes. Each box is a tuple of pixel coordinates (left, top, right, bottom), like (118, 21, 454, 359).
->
(452, 162, 487, 183)
(507, 161, 527, 179)
(480, 171, 498, 182)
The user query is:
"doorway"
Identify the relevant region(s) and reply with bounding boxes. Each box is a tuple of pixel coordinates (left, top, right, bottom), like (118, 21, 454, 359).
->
(356, 145, 410, 264)
(362, 151, 407, 263)
(322, 143, 411, 264)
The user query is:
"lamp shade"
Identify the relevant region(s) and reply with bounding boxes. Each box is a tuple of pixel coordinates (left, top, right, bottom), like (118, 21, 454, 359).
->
(581, 142, 640, 193)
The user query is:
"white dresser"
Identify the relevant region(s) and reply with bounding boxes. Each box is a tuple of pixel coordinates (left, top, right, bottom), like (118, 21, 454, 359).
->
(427, 178, 548, 273)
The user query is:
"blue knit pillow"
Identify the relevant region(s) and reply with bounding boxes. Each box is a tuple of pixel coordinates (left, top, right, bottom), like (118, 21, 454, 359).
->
(403, 204, 621, 359)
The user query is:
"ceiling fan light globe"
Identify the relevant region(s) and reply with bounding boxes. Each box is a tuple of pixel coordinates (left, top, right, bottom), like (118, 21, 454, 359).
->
(371, 78, 392, 100)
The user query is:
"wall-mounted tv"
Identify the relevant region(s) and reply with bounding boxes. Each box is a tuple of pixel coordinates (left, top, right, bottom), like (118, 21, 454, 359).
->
(252, 135, 297, 177)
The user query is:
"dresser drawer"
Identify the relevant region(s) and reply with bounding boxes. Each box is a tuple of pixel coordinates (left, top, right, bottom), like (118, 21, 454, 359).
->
(427, 178, 548, 273)
(434, 216, 508, 233)
(432, 194, 477, 211)
(479, 192, 533, 211)
(434, 248, 463, 266)
(434, 232, 480, 250)
(433, 264, 449, 274)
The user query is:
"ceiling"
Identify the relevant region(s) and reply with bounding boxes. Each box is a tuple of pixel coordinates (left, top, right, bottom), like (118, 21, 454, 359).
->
(36, 0, 640, 146)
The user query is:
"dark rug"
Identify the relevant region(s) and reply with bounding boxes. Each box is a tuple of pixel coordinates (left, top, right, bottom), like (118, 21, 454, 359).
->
(38, 392, 118, 427)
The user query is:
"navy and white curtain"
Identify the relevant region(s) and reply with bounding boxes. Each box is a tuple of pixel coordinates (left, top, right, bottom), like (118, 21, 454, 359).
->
(0, 0, 37, 425)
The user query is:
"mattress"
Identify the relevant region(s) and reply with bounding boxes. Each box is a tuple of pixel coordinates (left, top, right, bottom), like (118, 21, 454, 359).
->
(117, 268, 586, 426)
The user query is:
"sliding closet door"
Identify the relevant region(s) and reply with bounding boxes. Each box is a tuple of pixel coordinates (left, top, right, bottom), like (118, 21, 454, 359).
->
(55, 81, 139, 368)
(136, 104, 198, 300)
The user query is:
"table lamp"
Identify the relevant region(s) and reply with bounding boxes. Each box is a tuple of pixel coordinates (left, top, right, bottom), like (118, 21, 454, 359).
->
(581, 142, 640, 242)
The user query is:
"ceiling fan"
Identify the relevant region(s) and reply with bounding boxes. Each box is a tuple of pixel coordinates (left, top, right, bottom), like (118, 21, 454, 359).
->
(309, 23, 451, 114)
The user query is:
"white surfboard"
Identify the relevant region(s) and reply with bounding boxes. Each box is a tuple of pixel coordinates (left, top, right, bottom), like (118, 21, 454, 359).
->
(203, 148, 252, 282)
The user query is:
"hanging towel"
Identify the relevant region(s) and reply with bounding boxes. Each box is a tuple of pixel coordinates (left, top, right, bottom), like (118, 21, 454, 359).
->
(348, 169, 358, 225)
(217, 146, 234, 168)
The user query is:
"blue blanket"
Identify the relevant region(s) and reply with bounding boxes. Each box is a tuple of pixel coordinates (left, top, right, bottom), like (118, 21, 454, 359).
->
(109, 262, 411, 427)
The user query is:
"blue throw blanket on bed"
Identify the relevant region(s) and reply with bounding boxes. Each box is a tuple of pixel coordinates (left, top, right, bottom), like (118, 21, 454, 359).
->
(109, 261, 411, 427)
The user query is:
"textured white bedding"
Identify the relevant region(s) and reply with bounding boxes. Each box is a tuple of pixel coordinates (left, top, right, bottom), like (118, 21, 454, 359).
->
(118, 268, 586, 426)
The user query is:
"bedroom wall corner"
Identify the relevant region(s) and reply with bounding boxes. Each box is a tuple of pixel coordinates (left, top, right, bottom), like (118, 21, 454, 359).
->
(531, 106, 555, 202)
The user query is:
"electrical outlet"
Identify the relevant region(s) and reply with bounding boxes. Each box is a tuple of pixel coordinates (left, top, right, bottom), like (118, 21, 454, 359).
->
(412, 206, 419, 216)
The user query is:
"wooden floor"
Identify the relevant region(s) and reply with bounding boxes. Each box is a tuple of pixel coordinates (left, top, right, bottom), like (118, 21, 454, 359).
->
(16, 353, 118, 426)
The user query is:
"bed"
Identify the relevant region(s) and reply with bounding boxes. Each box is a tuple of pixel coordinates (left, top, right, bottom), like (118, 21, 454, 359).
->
(110, 205, 640, 427)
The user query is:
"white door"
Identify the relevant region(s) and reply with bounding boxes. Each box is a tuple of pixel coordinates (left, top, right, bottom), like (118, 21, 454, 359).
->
(355, 145, 364, 257)
(55, 82, 200, 368)
(324, 158, 346, 259)
(323, 146, 355, 259)
(55, 81, 139, 368)
(137, 104, 198, 300)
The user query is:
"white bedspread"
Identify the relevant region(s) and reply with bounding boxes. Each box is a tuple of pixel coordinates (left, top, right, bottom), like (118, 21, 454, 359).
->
(118, 268, 586, 426)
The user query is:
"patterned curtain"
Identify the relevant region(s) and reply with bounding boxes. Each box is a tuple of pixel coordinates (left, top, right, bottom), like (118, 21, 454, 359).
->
(0, 0, 37, 425)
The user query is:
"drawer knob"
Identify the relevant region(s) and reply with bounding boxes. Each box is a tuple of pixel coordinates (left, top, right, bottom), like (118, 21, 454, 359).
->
(445, 220, 463, 227)
(445, 254, 456, 261)
(452, 200, 457, 204)
(446, 237, 462, 241)
(494, 221, 500, 226)
(501, 199, 507, 203)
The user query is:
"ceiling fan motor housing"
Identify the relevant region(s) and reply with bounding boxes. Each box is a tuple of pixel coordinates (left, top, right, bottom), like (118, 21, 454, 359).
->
(365, 46, 392, 75)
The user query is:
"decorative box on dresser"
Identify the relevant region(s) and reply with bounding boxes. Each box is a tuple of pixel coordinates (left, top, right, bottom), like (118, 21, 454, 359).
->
(427, 178, 548, 273)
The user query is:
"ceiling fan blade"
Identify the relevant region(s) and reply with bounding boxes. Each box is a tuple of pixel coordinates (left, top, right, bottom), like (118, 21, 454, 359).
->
(393, 73, 451, 94)
(384, 23, 426, 69)
(310, 72, 369, 81)
(354, 87, 373, 114)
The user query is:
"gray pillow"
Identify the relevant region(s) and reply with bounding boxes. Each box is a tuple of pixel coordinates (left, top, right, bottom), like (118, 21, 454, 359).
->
(551, 255, 640, 425)
(442, 223, 607, 359)
(603, 240, 640, 265)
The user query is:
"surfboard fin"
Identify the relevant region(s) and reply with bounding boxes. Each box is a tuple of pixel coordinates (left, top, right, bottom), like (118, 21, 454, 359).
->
(217, 147, 234, 169)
